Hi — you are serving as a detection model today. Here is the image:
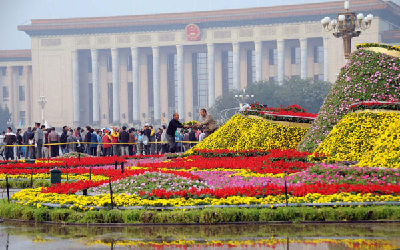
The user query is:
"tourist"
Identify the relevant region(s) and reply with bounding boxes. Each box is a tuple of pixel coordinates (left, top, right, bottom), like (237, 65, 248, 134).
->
(119, 126, 130, 156)
(156, 128, 162, 154)
(197, 109, 218, 137)
(60, 126, 68, 155)
(166, 113, 189, 153)
(67, 129, 77, 153)
(4, 127, 16, 160)
(128, 128, 136, 155)
(84, 126, 92, 154)
(102, 130, 112, 156)
(16, 129, 23, 159)
(44, 128, 51, 158)
(143, 124, 151, 155)
(111, 127, 119, 156)
(89, 128, 98, 156)
(48, 127, 59, 157)
(160, 125, 168, 154)
(96, 130, 102, 157)
(199, 129, 206, 142)
(22, 127, 33, 159)
(34, 122, 44, 159)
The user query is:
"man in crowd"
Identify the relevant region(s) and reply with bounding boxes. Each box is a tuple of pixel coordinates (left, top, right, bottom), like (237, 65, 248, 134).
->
(22, 127, 33, 159)
(119, 126, 130, 156)
(166, 113, 189, 153)
(111, 127, 119, 156)
(34, 122, 44, 159)
(4, 127, 16, 160)
(48, 127, 59, 157)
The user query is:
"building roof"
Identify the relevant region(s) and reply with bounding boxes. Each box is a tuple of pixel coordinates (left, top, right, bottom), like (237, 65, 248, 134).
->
(0, 50, 31, 62)
(18, 0, 400, 36)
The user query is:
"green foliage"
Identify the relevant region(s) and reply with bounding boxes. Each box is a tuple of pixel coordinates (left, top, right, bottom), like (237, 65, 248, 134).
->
(210, 77, 331, 123)
(1, 200, 399, 224)
(0, 179, 50, 189)
(299, 49, 400, 152)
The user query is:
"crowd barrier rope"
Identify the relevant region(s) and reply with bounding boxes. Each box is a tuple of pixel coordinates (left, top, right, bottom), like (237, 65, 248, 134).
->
(3, 141, 199, 147)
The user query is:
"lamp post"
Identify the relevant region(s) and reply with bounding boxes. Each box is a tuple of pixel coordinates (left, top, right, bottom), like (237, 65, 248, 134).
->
(234, 89, 254, 108)
(38, 96, 47, 124)
(321, 0, 373, 59)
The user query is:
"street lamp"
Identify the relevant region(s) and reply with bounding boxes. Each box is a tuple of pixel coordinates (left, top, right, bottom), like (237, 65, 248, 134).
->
(234, 89, 254, 108)
(321, 0, 373, 59)
(38, 96, 47, 124)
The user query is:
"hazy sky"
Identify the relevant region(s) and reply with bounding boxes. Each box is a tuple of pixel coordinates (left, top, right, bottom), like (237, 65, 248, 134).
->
(1, 0, 399, 50)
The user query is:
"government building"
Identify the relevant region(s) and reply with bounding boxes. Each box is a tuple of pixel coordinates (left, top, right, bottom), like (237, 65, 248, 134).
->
(0, 0, 399, 128)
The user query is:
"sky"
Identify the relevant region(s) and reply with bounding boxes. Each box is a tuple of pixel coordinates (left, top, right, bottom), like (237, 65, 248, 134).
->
(1, 0, 399, 50)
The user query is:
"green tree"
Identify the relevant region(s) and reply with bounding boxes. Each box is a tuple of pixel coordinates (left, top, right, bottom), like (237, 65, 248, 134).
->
(210, 77, 331, 122)
(0, 106, 12, 132)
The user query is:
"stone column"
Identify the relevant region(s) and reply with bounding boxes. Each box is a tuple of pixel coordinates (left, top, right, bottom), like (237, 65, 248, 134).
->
(131, 47, 140, 124)
(111, 48, 120, 124)
(91, 49, 100, 125)
(176, 45, 185, 120)
(152, 46, 161, 123)
(299, 38, 308, 80)
(232, 42, 240, 90)
(72, 50, 80, 126)
(323, 37, 329, 82)
(207, 43, 215, 107)
(7, 66, 15, 125)
(277, 39, 285, 84)
(254, 41, 262, 82)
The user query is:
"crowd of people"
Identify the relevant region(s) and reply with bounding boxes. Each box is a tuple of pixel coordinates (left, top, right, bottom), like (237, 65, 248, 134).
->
(0, 109, 218, 160)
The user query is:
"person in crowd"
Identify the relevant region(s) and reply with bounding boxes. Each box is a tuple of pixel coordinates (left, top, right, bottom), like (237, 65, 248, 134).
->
(156, 128, 162, 154)
(22, 127, 33, 159)
(166, 113, 189, 153)
(182, 129, 190, 151)
(67, 129, 77, 153)
(128, 128, 136, 156)
(34, 123, 44, 159)
(160, 125, 168, 154)
(137, 130, 143, 155)
(89, 128, 98, 156)
(119, 126, 130, 156)
(199, 129, 206, 142)
(84, 126, 92, 154)
(96, 130, 102, 157)
(0, 131, 5, 144)
(102, 129, 112, 156)
(60, 126, 68, 155)
(149, 125, 156, 155)
(143, 124, 151, 155)
(177, 130, 184, 152)
(44, 128, 51, 158)
(75, 127, 83, 153)
(4, 127, 16, 160)
(111, 127, 119, 156)
(48, 127, 59, 157)
(16, 129, 23, 159)
(197, 109, 218, 138)
(189, 128, 197, 149)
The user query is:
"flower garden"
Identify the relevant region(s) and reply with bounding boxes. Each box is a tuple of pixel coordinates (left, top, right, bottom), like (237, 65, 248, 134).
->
(1, 43, 400, 224)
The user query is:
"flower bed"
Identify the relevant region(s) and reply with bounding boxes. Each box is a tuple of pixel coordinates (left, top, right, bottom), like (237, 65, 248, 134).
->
(8, 149, 400, 214)
(315, 111, 400, 166)
(188, 114, 308, 153)
(299, 47, 400, 152)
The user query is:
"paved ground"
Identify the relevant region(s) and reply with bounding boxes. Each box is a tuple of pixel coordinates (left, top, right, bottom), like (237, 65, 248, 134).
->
(0, 189, 23, 199)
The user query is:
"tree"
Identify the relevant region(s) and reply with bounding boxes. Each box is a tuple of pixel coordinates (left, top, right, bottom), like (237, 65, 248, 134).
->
(210, 77, 332, 122)
(0, 106, 12, 132)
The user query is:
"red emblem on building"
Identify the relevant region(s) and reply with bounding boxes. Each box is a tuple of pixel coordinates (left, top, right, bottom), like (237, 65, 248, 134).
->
(185, 24, 201, 41)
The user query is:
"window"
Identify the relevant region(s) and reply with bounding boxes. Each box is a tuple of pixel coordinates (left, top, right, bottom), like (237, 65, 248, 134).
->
(17, 66, 23, 76)
(88, 83, 93, 124)
(291, 47, 300, 64)
(3, 86, 9, 101)
(192, 52, 208, 114)
(269, 48, 277, 65)
(127, 82, 133, 122)
(108, 83, 113, 123)
(247, 49, 256, 84)
(167, 54, 177, 112)
(314, 45, 324, 63)
(19, 111, 26, 126)
(19, 86, 25, 101)
(127, 55, 132, 71)
(147, 55, 154, 110)
(0, 67, 6, 76)
(88, 57, 92, 73)
(107, 55, 112, 72)
(221, 50, 233, 94)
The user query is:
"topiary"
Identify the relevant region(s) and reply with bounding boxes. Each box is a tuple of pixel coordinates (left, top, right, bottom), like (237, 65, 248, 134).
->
(298, 47, 400, 152)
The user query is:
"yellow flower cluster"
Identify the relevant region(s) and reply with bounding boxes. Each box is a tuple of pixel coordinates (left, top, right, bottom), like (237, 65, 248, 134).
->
(11, 188, 400, 210)
(157, 167, 286, 178)
(315, 111, 400, 165)
(190, 114, 308, 152)
(358, 121, 400, 168)
(85, 238, 396, 249)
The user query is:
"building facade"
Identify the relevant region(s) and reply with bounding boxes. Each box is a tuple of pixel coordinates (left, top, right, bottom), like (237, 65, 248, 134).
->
(2, 0, 400, 128)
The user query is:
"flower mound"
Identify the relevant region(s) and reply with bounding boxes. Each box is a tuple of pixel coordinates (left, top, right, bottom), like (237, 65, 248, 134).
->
(315, 111, 400, 165)
(299, 47, 400, 152)
(189, 114, 308, 152)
